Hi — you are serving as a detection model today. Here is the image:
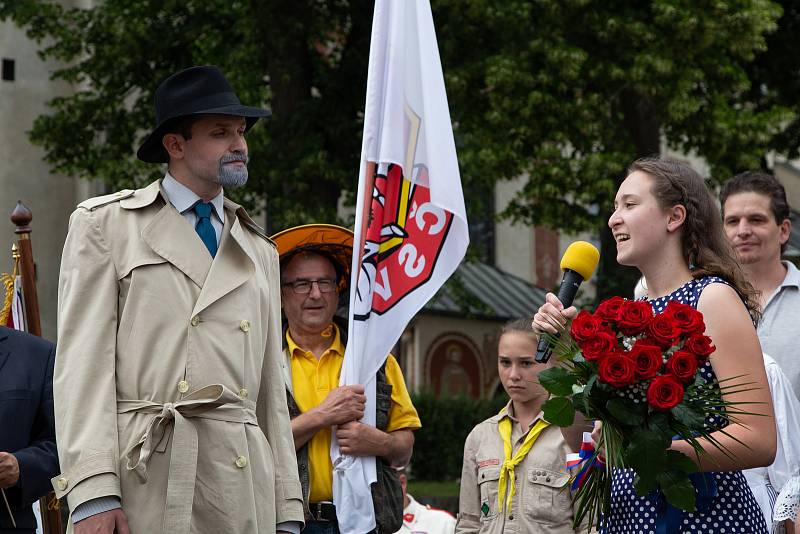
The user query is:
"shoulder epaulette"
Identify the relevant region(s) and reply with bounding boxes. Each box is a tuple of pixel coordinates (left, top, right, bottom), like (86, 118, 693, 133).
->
(77, 189, 135, 211)
(240, 217, 277, 248)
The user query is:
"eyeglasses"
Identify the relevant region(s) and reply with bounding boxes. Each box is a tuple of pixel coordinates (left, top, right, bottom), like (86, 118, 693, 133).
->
(281, 278, 338, 294)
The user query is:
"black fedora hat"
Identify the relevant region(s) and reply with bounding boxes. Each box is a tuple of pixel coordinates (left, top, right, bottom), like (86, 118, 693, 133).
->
(137, 65, 270, 163)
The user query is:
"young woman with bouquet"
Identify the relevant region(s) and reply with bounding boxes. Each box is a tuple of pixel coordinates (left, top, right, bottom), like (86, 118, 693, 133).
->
(533, 157, 776, 533)
(456, 319, 591, 534)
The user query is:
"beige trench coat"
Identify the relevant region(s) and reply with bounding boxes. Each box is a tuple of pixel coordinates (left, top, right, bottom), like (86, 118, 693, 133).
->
(52, 180, 303, 533)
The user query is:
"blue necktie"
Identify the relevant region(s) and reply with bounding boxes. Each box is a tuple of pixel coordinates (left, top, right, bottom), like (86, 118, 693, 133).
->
(193, 202, 217, 258)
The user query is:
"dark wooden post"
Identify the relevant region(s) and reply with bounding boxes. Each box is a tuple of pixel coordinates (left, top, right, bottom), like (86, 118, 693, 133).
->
(10, 201, 64, 534)
(10, 202, 41, 336)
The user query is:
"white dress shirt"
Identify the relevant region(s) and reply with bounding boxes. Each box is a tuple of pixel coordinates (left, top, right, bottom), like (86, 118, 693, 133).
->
(161, 172, 224, 245)
(743, 354, 800, 531)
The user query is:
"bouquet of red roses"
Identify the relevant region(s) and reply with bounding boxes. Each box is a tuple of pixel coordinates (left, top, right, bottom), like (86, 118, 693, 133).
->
(539, 296, 756, 529)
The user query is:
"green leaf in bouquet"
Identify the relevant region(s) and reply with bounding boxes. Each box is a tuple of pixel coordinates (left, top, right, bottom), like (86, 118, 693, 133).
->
(665, 450, 696, 473)
(657, 470, 696, 512)
(625, 430, 667, 484)
(583, 375, 612, 417)
(671, 403, 706, 429)
(633, 472, 658, 497)
(542, 396, 575, 427)
(539, 367, 577, 396)
(600, 421, 627, 467)
(545, 332, 581, 363)
(647, 412, 673, 441)
(583, 374, 597, 403)
(606, 397, 644, 426)
(571, 392, 586, 414)
(570, 458, 611, 532)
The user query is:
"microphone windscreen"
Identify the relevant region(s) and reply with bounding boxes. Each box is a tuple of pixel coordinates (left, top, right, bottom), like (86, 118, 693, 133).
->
(560, 241, 600, 281)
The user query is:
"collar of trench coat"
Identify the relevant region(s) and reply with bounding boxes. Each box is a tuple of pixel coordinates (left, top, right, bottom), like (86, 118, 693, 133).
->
(119, 179, 274, 318)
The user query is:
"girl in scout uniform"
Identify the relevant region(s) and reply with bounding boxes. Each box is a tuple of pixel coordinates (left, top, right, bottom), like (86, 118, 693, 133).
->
(456, 319, 587, 534)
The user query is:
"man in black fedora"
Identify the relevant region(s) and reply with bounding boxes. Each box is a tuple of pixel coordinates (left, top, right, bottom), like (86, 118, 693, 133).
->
(53, 66, 304, 534)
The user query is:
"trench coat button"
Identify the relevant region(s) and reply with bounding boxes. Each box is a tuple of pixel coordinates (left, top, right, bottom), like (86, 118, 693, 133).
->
(191, 315, 200, 327)
(239, 320, 250, 332)
(238, 388, 249, 399)
(56, 477, 68, 491)
(546, 476, 552, 482)
(178, 380, 189, 394)
(235, 455, 248, 468)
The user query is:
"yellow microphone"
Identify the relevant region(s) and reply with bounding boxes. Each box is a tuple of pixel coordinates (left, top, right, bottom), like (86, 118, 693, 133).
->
(535, 241, 600, 363)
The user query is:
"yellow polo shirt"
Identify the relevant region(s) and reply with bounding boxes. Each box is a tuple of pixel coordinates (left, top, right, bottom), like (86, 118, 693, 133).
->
(287, 326, 421, 503)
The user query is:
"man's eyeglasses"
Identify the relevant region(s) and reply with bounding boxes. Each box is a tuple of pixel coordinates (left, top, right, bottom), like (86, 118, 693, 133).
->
(281, 278, 338, 294)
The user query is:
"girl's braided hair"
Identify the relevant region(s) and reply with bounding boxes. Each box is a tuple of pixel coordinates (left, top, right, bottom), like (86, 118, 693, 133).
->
(627, 157, 761, 323)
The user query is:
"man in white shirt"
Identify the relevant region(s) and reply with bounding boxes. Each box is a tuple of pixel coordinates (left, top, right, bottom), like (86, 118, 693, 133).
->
(721, 170, 800, 533)
(394, 468, 455, 534)
(720, 171, 800, 401)
(53, 65, 303, 534)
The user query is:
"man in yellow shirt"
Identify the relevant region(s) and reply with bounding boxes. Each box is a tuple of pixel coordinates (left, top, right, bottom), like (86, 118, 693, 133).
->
(271, 224, 421, 534)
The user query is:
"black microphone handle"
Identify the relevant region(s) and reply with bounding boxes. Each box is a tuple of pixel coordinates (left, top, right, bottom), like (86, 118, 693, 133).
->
(535, 269, 585, 363)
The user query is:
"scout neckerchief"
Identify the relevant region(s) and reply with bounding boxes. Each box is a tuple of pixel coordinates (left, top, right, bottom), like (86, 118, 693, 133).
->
(497, 408, 550, 515)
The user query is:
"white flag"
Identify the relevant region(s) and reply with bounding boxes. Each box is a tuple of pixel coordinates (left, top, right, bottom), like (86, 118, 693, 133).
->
(11, 275, 26, 332)
(331, 1, 469, 532)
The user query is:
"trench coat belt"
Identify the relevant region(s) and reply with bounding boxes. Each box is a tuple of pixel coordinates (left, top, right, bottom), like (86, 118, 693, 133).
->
(117, 384, 258, 534)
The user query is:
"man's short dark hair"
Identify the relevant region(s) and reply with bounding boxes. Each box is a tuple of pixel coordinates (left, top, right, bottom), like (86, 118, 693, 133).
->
(720, 171, 791, 224)
(164, 115, 201, 141)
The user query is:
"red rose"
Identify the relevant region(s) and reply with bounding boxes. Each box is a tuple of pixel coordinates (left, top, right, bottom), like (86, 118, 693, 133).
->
(648, 313, 681, 348)
(618, 300, 653, 335)
(684, 334, 716, 360)
(570, 310, 606, 342)
(666, 350, 699, 383)
(579, 331, 618, 361)
(663, 300, 705, 335)
(597, 352, 636, 388)
(629, 339, 663, 379)
(595, 296, 626, 323)
(647, 375, 685, 410)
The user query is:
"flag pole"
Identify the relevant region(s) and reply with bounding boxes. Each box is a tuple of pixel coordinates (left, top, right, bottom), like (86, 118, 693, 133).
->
(355, 161, 376, 270)
(9, 202, 63, 534)
(1, 489, 16, 527)
(10, 202, 40, 336)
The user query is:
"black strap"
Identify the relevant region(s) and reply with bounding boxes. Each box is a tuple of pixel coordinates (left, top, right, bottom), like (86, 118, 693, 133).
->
(309, 501, 337, 522)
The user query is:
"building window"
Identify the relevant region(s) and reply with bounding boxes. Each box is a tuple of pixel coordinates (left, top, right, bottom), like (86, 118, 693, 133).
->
(467, 182, 495, 264)
(2, 59, 15, 81)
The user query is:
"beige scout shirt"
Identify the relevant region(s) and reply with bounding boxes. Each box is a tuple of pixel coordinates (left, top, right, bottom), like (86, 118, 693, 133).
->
(52, 181, 303, 534)
(456, 402, 585, 534)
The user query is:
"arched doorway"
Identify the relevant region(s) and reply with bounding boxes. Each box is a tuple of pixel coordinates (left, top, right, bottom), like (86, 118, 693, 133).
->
(426, 334, 482, 398)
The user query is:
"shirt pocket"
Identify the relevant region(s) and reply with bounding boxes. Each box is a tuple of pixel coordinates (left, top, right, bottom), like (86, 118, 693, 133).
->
(477, 466, 501, 520)
(523, 467, 572, 524)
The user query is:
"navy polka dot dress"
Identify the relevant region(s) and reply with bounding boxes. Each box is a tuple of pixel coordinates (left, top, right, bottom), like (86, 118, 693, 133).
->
(600, 276, 768, 534)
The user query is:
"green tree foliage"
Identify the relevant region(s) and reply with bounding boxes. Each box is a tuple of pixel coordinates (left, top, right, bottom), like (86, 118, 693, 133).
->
(1, 0, 795, 297)
(433, 0, 792, 298)
(745, 0, 800, 160)
(0, 0, 374, 232)
(410, 392, 508, 481)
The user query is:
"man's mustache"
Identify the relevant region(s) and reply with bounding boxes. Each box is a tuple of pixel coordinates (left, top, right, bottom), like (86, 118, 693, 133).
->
(221, 153, 249, 164)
